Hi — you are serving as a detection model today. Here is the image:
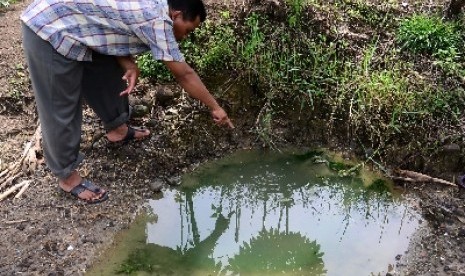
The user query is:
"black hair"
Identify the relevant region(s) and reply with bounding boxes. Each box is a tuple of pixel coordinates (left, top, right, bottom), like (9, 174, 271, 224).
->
(167, 0, 207, 22)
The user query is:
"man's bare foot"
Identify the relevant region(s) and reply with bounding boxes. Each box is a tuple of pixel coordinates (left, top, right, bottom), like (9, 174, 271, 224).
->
(59, 170, 106, 202)
(106, 124, 150, 143)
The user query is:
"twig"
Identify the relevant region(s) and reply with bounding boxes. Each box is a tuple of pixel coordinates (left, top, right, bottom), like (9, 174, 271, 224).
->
(14, 180, 32, 199)
(391, 169, 457, 187)
(0, 181, 27, 201)
(3, 219, 29, 224)
(0, 123, 41, 195)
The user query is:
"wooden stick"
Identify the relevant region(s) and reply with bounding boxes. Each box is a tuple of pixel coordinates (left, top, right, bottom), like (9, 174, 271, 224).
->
(3, 219, 29, 224)
(0, 123, 41, 192)
(14, 180, 31, 199)
(0, 173, 16, 190)
(0, 181, 27, 201)
(392, 169, 457, 187)
(0, 168, 9, 179)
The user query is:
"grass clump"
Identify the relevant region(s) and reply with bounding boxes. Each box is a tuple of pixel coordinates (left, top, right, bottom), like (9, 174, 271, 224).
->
(396, 15, 461, 56)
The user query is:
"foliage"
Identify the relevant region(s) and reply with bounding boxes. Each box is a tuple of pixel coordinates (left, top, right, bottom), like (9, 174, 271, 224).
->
(134, 0, 465, 155)
(227, 229, 326, 275)
(396, 15, 461, 56)
(287, 0, 305, 27)
(136, 13, 234, 81)
(136, 53, 173, 82)
(237, 12, 336, 106)
(181, 16, 235, 74)
(116, 249, 155, 274)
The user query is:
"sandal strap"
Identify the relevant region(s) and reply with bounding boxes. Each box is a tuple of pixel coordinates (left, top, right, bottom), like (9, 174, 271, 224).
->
(69, 179, 101, 197)
(80, 179, 102, 193)
(122, 126, 136, 143)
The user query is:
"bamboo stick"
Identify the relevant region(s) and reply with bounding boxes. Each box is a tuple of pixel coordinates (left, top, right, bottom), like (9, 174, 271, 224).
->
(392, 169, 457, 187)
(0, 181, 27, 201)
(14, 180, 31, 199)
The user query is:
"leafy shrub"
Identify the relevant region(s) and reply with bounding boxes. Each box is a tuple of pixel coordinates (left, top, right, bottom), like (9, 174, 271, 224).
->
(136, 14, 234, 81)
(396, 15, 461, 55)
(136, 53, 173, 83)
(181, 18, 235, 74)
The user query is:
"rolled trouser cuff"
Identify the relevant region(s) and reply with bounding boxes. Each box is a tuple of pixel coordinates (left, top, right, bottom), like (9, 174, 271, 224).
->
(53, 152, 85, 180)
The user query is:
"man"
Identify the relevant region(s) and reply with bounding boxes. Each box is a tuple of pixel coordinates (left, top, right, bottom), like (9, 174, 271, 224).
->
(21, 0, 234, 203)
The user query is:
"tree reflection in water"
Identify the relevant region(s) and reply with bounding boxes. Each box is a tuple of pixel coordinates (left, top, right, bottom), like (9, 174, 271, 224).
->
(117, 210, 233, 275)
(227, 228, 325, 275)
(114, 150, 419, 275)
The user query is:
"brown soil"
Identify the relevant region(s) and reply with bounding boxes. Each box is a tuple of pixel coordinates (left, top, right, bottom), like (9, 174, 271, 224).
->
(0, 1, 464, 276)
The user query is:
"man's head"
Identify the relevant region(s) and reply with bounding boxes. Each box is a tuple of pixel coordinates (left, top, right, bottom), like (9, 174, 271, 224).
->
(168, 0, 206, 41)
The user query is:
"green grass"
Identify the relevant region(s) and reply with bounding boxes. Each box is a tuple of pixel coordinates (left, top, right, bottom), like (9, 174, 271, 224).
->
(396, 14, 461, 55)
(138, 1, 465, 152)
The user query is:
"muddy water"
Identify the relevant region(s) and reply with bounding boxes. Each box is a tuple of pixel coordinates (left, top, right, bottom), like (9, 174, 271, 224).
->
(88, 149, 422, 276)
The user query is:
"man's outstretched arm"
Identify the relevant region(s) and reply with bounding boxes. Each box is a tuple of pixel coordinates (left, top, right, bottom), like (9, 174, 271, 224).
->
(164, 60, 234, 128)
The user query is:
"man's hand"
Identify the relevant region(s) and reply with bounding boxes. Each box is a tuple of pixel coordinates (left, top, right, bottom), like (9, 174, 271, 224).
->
(212, 107, 234, 128)
(116, 56, 140, 96)
(164, 60, 234, 128)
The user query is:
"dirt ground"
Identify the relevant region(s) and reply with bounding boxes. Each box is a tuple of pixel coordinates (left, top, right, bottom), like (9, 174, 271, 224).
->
(1, 0, 465, 275)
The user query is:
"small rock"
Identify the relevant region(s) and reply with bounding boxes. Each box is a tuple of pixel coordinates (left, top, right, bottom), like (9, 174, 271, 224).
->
(166, 176, 181, 186)
(131, 104, 150, 118)
(146, 119, 158, 127)
(156, 87, 177, 106)
(149, 179, 164, 192)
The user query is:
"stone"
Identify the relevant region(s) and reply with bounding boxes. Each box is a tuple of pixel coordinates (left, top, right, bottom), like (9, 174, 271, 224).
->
(149, 179, 164, 192)
(156, 86, 177, 107)
(131, 104, 150, 118)
(166, 176, 181, 186)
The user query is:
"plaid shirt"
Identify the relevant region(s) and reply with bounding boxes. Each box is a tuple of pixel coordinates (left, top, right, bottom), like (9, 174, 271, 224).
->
(21, 0, 184, 62)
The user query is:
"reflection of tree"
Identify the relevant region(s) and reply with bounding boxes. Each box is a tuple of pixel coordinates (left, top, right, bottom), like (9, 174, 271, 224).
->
(117, 208, 233, 275)
(117, 151, 415, 275)
(227, 228, 326, 276)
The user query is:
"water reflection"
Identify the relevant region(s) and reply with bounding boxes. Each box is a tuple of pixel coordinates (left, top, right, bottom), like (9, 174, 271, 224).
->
(124, 150, 420, 275)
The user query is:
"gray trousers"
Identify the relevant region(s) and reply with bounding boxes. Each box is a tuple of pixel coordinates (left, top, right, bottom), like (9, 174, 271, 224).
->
(22, 24, 130, 180)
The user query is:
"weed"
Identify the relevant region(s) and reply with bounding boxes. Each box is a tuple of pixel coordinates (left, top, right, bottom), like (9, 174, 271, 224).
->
(396, 14, 461, 55)
(287, 0, 306, 27)
(181, 18, 235, 74)
(137, 53, 173, 82)
(137, 15, 235, 81)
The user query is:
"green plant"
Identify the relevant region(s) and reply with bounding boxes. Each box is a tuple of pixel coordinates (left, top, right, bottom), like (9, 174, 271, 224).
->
(136, 53, 173, 82)
(181, 17, 235, 74)
(137, 14, 235, 80)
(287, 0, 306, 27)
(241, 13, 265, 60)
(433, 47, 463, 76)
(396, 14, 461, 55)
(116, 251, 154, 274)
